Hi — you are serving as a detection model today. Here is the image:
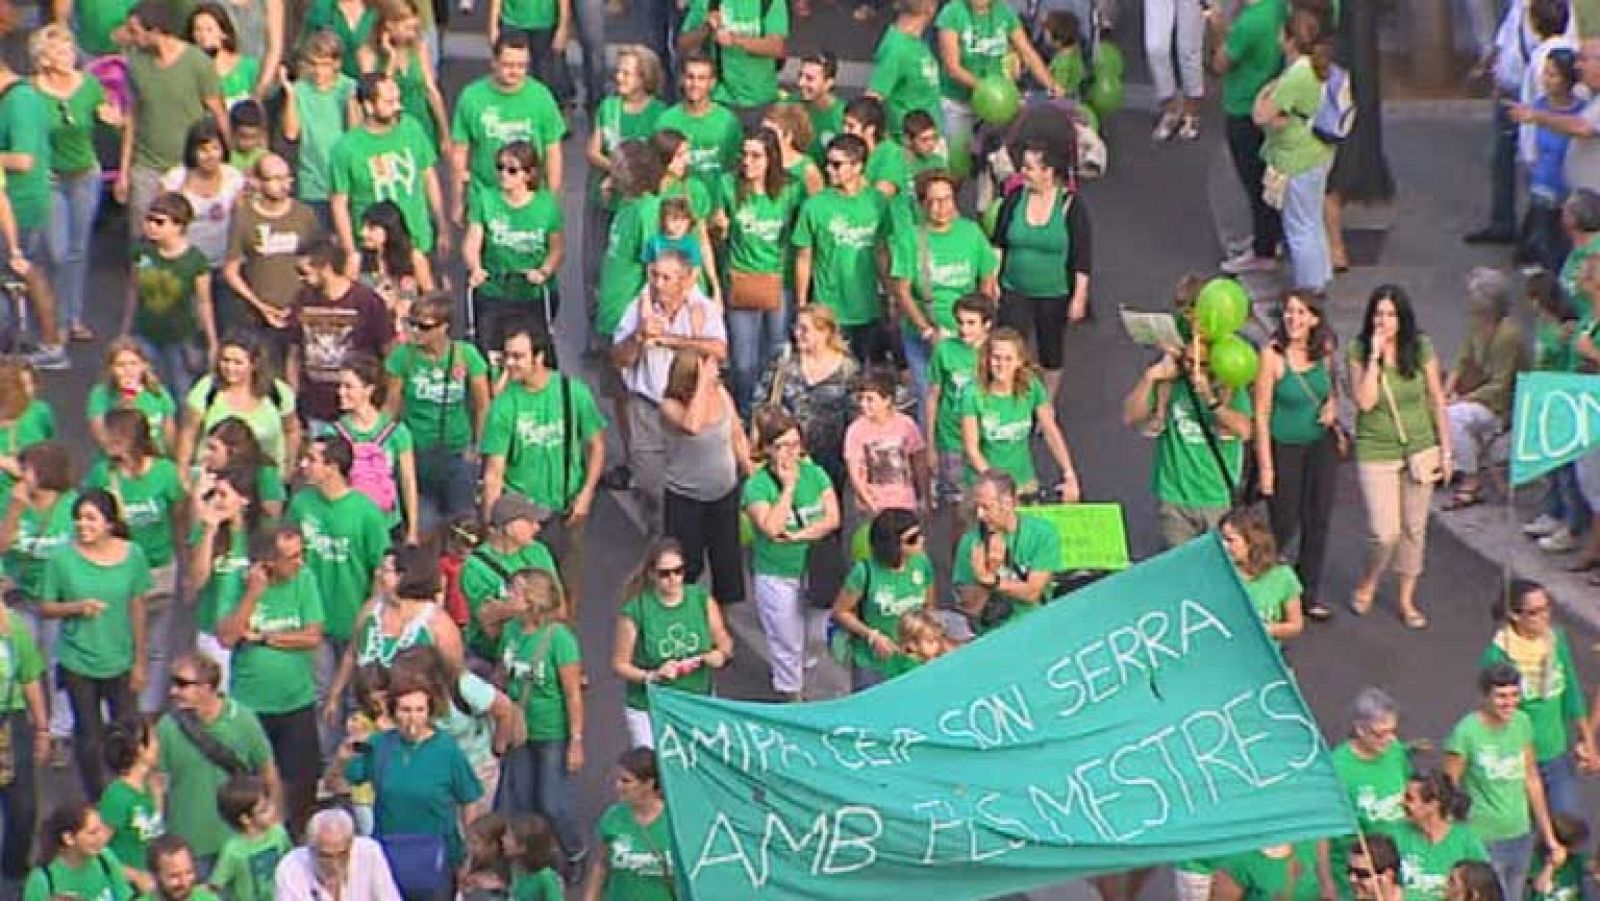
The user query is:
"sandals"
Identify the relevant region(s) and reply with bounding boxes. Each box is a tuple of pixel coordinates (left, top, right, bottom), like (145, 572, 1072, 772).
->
(1349, 589, 1375, 616)
(67, 322, 95, 342)
(1305, 600, 1333, 622)
(1403, 609, 1429, 630)
(1442, 486, 1483, 511)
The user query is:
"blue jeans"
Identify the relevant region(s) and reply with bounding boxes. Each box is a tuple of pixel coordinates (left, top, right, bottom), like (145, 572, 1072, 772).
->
(1487, 833, 1533, 901)
(1490, 97, 1519, 234)
(1283, 162, 1332, 292)
(900, 325, 932, 427)
(641, 0, 677, 102)
(46, 170, 101, 330)
(134, 336, 198, 404)
(415, 447, 476, 524)
(727, 305, 787, 418)
(497, 741, 585, 859)
(1543, 462, 1592, 535)
(569, 0, 605, 107)
(1539, 753, 1581, 819)
(0, 711, 37, 882)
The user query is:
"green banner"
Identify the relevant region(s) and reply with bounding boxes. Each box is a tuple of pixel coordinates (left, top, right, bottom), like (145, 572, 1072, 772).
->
(649, 537, 1356, 901)
(1510, 372, 1600, 485)
(1024, 502, 1131, 570)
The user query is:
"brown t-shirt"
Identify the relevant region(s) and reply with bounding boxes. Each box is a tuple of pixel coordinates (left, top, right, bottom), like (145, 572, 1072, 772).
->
(288, 280, 391, 422)
(227, 199, 322, 314)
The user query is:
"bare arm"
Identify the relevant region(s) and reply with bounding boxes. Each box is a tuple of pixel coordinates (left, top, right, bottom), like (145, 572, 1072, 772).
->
(255, 0, 285, 98)
(398, 449, 420, 544)
(481, 454, 507, 522)
(937, 30, 979, 92)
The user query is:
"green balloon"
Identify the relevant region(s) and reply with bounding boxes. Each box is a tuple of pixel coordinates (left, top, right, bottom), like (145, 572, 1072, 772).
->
(982, 198, 1002, 237)
(1194, 278, 1251, 338)
(851, 522, 871, 562)
(1086, 74, 1125, 117)
(948, 141, 974, 179)
(1077, 103, 1100, 135)
(1093, 42, 1126, 79)
(971, 76, 1022, 125)
(1209, 334, 1260, 389)
(740, 512, 754, 547)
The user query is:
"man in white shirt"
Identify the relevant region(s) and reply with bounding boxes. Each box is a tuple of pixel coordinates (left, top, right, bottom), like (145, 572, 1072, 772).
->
(611, 249, 728, 528)
(1512, 38, 1600, 195)
(274, 808, 401, 900)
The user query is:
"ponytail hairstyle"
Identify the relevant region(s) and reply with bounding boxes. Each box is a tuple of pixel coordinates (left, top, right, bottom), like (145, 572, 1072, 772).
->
(1287, 6, 1334, 80)
(37, 802, 97, 866)
(1409, 769, 1472, 823)
(104, 407, 159, 464)
(103, 716, 154, 776)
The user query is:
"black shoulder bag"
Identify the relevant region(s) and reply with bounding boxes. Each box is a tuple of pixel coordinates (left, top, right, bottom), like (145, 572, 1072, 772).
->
(1178, 374, 1243, 505)
(172, 708, 252, 777)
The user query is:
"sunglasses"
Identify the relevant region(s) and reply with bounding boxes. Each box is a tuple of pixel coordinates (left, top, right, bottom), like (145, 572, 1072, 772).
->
(407, 318, 444, 330)
(824, 158, 852, 169)
(1346, 868, 1374, 881)
(655, 565, 686, 578)
(497, 164, 525, 174)
(169, 675, 203, 689)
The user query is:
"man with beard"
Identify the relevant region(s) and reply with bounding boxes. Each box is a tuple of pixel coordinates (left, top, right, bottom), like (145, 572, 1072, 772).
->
(329, 73, 448, 265)
(223, 154, 322, 367)
(145, 834, 223, 900)
(285, 238, 392, 427)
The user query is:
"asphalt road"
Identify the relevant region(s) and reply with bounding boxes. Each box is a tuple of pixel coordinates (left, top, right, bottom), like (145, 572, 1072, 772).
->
(17, 13, 1600, 901)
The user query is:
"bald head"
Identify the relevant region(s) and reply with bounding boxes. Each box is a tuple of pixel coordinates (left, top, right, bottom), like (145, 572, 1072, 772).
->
(254, 153, 294, 201)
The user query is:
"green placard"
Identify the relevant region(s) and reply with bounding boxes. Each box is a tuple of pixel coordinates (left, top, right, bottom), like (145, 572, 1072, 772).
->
(1022, 502, 1130, 570)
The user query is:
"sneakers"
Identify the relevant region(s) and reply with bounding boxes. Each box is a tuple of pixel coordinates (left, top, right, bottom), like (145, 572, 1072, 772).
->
(1523, 514, 1564, 537)
(1221, 249, 1279, 275)
(1177, 114, 1201, 141)
(1152, 111, 1180, 142)
(26, 344, 69, 370)
(1538, 526, 1577, 553)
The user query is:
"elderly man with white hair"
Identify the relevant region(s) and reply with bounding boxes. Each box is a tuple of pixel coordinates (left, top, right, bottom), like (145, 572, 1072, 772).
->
(274, 808, 401, 900)
(1442, 268, 1527, 510)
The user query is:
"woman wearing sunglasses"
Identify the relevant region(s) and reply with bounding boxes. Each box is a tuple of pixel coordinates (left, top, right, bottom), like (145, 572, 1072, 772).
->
(464, 139, 566, 350)
(831, 508, 934, 693)
(610, 538, 734, 749)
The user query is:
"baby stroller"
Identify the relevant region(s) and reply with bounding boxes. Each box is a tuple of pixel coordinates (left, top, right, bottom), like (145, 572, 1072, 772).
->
(978, 95, 1107, 209)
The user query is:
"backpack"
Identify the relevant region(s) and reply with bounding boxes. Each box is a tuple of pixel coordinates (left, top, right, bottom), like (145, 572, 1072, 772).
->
(1311, 64, 1355, 145)
(335, 419, 400, 513)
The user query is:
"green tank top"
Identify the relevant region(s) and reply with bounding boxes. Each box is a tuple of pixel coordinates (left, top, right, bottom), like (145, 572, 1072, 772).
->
(1000, 190, 1072, 298)
(354, 599, 437, 667)
(1269, 358, 1331, 445)
(385, 49, 436, 145)
(622, 585, 714, 710)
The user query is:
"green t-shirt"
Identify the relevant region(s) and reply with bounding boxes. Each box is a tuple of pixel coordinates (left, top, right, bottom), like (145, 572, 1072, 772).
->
(951, 513, 1063, 632)
(935, 0, 1022, 102)
(1348, 338, 1437, 462)
(1529, 851, 1587, 901)
(79, 0, 137, 55)
(473, 189, 565, 289)
(329, 118, 441, 252)
(655, 103, 742, 186)
(86, 458, 185, 569)
(741, 460, 833, 578)
(219, 55, 261, 108)
(345, 729, 483, 865)
(0, 399, 58, 503)
(131, 241, 209, 345)
(98, 779, 164, 876)
(460, 541, 558, 658)
(193, 523, 250, 634)
(595, 96, 666, 184)
(1243, 563, 1302, 630)
(684, 0, 789, 107)
(793, 187, 890, 327)
(928, 338, 980, 452)
(1561, 236, 1600, 328)
(450, 77, 567, 198)
(959, 377, 1049, 491)
(870, 28, 945, 135)
(1481, 630, 1587, 762)
(864, 140, 909, 197)
(156, 702, 274, 857)
(893, 218, 999, 330)
(1264, 57, 1336, 175)
(285, 487, 392, 640)
(621, 585, 715, 710)
(722, 176, 801, 275)
(47, 75, 107, 177)
(385, 341, 489, 452)
(499, 619, 581, 741)
(595, 803, 675, 901)
(1331, 740, 1411, 837)
(0, 608, 44, 714)
(0, 84, 53, 231)
(210, 824, 292, 901)
(843, 555, 933, 672)
(22, 851, 133, 901)
(184, 376, 296, 467)
(1223, 0, 1287, 116)
(3, 491, 77, 600)
(1151, 383, 1251, 509)
(41, 542, 153, 678)
(231, 568, 325, 714)
(291, 74, 356, 202)
(597, 197, 654, 336)
(86, 383, 178, 457)
(128, 45, 220, 171)
(482, 375, 608, 512)
(1534, 320, 1579, 373)
(1445, 709, 1536, 842)
(1394, 822, 1490, 901)
(807, 99, 846, 164)
(511, 865, 564, 900)
(1218, 844, 1322, 901)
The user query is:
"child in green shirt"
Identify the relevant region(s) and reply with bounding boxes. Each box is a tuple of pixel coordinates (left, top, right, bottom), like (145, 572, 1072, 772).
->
(505, 813, 565, 900)
(209, 774, 292, 901)
(1042, 10, 1088, 97)
(884, 607, 958, 678)
(461, 813, 512, 896)
(98, 718, 164, 893)
(1529, 814, 1589, 901)
(925, 294, 993, 508)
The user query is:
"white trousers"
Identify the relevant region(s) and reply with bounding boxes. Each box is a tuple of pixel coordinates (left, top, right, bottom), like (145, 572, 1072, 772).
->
(1144, 0, 1205, 101)
(625, 706, 656, 749)
(754, 574, 806, 694)
(1446, 399, 1502, 474)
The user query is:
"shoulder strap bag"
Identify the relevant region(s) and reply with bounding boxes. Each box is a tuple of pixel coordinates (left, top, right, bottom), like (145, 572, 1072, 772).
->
(173, 708, 252, 777)
(1379, 371, 1443, 485)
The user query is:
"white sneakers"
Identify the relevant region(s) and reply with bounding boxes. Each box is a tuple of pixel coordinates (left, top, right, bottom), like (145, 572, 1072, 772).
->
(1538, 527, 1578, 553)
(1523, 514, 1563, 537)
